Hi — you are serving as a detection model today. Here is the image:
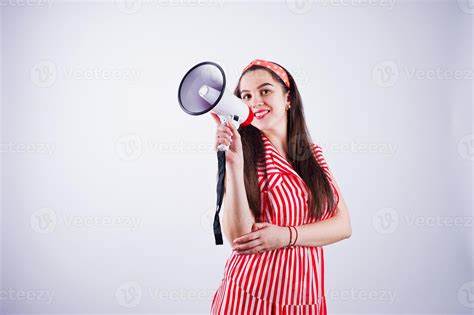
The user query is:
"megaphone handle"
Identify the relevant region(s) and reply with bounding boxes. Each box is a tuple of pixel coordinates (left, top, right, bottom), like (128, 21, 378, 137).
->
(217, 114, 239, 151)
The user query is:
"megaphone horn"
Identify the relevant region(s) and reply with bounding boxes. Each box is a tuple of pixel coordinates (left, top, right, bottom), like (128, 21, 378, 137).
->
(178, 61, 254, 152)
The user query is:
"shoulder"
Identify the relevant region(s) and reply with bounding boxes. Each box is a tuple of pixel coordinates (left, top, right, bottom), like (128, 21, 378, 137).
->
(310, 143, 329, 170)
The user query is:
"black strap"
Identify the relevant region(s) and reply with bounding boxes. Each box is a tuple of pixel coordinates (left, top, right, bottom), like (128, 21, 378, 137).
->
(213, 150, 226, 245)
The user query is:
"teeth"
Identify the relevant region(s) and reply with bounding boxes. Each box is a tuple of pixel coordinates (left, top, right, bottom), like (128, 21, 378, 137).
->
(255, 110, 270, 117)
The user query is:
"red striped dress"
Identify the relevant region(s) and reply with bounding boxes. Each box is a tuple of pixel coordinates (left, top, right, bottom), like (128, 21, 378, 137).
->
(211, 132, 340, 315)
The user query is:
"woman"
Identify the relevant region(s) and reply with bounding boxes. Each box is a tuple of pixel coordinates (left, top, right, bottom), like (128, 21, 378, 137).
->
(210, 59, 352, 314)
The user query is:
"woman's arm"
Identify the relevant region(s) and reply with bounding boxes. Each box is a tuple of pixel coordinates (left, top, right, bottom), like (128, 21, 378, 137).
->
(221, 164, 256, 245)
(232, 171, 351, 254)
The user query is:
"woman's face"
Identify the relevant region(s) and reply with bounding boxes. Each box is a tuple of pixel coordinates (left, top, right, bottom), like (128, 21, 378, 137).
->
(239, 69, 290, 132)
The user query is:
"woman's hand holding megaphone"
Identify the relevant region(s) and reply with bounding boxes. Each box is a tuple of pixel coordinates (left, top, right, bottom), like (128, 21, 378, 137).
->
(211, 112, 243, 170)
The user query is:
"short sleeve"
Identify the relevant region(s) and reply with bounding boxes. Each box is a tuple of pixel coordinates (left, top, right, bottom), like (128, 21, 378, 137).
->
(311, 143, 340, 212)
(311, 144, 331, 176)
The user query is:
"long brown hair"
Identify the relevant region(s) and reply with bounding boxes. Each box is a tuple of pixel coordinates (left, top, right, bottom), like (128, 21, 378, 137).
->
(234, 62, 337, 222)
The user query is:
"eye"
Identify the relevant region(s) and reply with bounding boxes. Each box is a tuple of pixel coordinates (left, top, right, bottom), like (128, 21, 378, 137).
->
(242, 94, 251, 101)
(261, 89, 271, 95)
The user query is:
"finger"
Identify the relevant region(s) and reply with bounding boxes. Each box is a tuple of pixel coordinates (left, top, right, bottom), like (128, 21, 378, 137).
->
(252, 222, 270, 231)
(217, 128, 233, 138)
(238, 246, 265, 255)
(226, 121, 239, 136)
(217, 133, 232, 144)
(234, 232, 260, 244)
(217, 137, 231, 147)
(233, 239, 261, 252)
(210, 112, 221, 126)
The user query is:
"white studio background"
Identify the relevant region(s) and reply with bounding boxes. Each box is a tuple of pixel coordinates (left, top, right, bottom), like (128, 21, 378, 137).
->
(0, 0, 472, 314)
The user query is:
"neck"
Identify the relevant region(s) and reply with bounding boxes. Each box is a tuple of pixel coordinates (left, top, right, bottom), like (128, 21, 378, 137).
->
(263, 125, 288, 161)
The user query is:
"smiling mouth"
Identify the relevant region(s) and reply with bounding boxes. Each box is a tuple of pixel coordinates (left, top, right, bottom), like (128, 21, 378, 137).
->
(255, 110, 270, 119)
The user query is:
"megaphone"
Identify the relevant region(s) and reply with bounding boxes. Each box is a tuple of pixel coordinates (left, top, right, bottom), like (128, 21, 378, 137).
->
(178, 61, 254, 151)
(177, 61, 254, 246)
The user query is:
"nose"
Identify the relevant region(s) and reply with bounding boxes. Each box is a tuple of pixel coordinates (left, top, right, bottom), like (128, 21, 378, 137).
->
(250, 94, 264, 109)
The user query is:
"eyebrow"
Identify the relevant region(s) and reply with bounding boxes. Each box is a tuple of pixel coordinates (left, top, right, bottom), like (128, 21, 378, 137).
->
(240, 83, 274, 94)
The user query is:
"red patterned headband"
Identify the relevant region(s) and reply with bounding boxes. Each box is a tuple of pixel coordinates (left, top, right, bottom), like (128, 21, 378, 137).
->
(242, 59, 290, 88)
